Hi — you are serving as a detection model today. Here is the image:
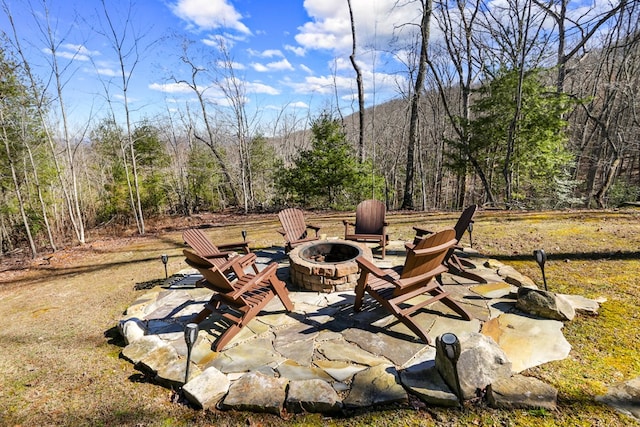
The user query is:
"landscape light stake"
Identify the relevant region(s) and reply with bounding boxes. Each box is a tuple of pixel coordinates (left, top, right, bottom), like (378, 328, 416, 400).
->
(467, 222, 474, 248)
(441, 332, 463, 405)
(183, 323, 199, 385)
(242, 230, 247, 241)
(161, 254, 169, 279)
(534, 249, 548, 291)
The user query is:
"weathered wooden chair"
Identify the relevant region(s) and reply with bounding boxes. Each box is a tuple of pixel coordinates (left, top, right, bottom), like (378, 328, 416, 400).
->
(343, 199, 389, 259)
(354, 228, 473, 344)
(412, 205, 485, 282)
(183, 249, 294, 351)
(277, 208, 321, 252)
(182, 228, 258, 276)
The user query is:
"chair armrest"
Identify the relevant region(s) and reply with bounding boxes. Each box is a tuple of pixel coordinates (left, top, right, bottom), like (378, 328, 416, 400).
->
(355, 256, 390, 278)
(306, 224, 321, 236)
(413, 226, 434, 236)
(217, 241, 253, 254)
(411, 239, 456, 256)
(229, 262, 278, 299)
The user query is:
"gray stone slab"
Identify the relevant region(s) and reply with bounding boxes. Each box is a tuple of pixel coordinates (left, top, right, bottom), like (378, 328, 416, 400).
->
(286, 379, 343, 414)
(343, 364, 408, 408)
(481, 313, 571, 373)
(182, 366, 230, 410)
(401, 364, 459, 407)
(276, 360, 334, 381)
(207, 337, 284, 373)
(220, 371, 288, 415)
(316, 339, 389, 366)
(313, 359, 368, 382)
(597, 377, 640, 422)
(486, 374, 557, 410)
(342, 327, 424, 366)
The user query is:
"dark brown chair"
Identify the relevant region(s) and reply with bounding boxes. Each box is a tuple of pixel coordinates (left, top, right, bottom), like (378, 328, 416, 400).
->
(183, 249, 294, 351)
(182, 228, 257, 276)
(412, 205, 485, 282)
(343, 199, 389, 259)
(354, 228, 473, 344)
(277, 208, 321, 252)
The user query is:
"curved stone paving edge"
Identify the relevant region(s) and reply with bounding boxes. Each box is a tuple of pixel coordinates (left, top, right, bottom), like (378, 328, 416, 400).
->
(117, 248, 605, 416)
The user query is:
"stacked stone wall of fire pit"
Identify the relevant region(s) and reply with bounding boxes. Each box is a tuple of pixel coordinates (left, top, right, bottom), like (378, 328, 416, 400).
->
(288, 240, 373, 293)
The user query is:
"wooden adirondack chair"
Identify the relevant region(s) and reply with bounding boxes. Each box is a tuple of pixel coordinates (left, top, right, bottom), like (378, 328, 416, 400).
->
(277, 208, 321, 252)
(354, 228, 473, 344)
(412, 205, 485, 283)
(183, 249, 294, 351)
(343, 199, 389, 259)
(182, 228, 258, 275)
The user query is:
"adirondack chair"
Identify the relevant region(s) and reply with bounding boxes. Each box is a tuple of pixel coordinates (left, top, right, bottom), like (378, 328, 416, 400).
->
(277, 208, 321, 252)
(354, 228, 473, 344)
(183, 249, 294, 351)
(412, 205, 485, 282)
(343, 199, 389, 259)
(182, 228, 258, 276)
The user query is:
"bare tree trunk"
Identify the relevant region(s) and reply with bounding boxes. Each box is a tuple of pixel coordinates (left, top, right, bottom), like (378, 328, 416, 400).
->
(99, 0, 146, 234)
(347, 0, 365, 163)
(402, 0, 433, 210)
(1, 110, 37, 258)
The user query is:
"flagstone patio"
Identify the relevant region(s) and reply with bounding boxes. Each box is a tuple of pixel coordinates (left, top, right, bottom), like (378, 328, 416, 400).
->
(117, 241, 601, 415)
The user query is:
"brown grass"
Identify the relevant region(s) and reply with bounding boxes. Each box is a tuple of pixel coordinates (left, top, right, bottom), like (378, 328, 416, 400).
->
(1, 209, 639, 426)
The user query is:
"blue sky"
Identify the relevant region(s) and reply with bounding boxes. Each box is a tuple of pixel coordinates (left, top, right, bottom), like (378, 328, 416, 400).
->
(1, 0, 424, 132)
(1, 0, 606, 133)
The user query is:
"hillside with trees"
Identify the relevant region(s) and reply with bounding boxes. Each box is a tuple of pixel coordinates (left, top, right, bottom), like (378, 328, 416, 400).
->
(1, 0, 639, 258)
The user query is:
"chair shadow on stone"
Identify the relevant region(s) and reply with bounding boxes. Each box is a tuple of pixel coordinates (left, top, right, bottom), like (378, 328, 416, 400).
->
(182, 249, 294, 351)
(354, 228, 473, 345)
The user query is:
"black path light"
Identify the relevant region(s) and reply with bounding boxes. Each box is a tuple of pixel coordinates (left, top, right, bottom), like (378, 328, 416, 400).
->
(160, 254, 169, 279)
(533, 249, 548, 291)
(242, 230, 247, 241)
(183, 323, 199, 384)
(467, 222, 474, 248)
(441, 332, 463, 405)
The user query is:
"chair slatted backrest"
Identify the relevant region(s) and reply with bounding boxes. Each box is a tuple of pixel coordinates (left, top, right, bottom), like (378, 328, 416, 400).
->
(401, 228, 456, 280)
(278, 208, 307, 242)
(183, 229, 221, 256)
(183, 249, 235, 293)
(453, 205, 477, 242)
(354, 200, 386, 235)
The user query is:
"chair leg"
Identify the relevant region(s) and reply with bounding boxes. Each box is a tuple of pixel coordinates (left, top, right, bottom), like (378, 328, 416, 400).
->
(353, 272, 369, 312)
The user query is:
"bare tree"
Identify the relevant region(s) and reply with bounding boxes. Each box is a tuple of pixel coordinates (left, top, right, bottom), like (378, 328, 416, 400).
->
(400, 0, 433, 210)
(95, 0, 150, 234)
(347, 0, 365, 163)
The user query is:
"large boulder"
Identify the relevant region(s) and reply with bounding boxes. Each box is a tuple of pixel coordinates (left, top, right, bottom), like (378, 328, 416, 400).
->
(516, 287, 575, 321)
(435, 332, 512, 400)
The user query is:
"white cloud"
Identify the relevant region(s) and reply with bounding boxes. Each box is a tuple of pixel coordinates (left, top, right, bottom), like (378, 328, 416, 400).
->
(251, 58, 294, 72)
(148, 82, 194, 94)
(170, 0, 251, 34)
(285, 44, 306, 57)
(296, 0, 421, 55)
(42, 43, 100, 62)
(245, 81, 280, 95)
(299, 64, 313, 74)
(247, 48, 284, 58)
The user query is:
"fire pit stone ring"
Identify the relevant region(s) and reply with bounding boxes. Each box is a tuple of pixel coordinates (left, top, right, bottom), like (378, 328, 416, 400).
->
(288, 239, 373, 293)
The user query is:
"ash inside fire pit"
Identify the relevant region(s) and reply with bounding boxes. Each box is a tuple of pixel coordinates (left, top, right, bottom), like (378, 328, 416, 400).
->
(288, 240, 373, 293)
(300, 242, 362, 263)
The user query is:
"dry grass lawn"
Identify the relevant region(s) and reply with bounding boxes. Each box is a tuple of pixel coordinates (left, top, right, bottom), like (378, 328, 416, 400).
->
(1, 209, 639, 426)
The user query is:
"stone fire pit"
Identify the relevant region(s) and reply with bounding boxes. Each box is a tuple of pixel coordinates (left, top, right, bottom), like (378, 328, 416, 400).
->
(288, 239, 373, 292)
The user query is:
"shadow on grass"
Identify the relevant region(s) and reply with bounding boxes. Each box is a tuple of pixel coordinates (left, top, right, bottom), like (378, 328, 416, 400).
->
(492, 251, 640, 262)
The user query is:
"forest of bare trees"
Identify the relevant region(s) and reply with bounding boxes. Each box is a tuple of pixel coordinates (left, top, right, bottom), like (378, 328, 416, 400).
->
(1, 0, 638, 257)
